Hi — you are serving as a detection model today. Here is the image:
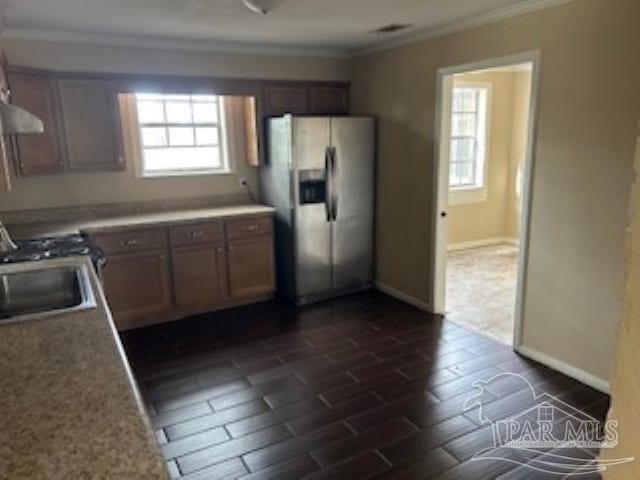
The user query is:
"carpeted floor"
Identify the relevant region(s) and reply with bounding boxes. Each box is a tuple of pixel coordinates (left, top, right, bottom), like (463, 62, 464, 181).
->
(446, 244, 519, 345)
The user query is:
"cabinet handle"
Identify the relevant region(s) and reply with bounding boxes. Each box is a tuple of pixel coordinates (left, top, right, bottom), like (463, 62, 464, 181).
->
(187, 230, 205, 238)
(216, 247, 223, 253)
(121, 238, 140, 246)
(245, 224, 259, 232)
(228, 245, 235, 251)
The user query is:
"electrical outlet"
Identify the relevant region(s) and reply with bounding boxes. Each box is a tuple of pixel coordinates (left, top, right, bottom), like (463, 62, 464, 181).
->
(239, 177, 249, 188)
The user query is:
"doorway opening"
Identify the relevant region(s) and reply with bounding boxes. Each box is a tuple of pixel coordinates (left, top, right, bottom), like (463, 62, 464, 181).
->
(432, 52, 540, 346)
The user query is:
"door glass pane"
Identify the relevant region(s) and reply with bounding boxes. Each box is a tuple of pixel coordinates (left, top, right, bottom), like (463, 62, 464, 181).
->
(141, 127, 167, 147)
(169, 127, 195, 146)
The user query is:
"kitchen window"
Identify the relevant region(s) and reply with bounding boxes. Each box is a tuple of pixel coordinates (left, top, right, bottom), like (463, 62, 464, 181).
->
(449, 85, 490, 192)
(130, 93, 230, 176)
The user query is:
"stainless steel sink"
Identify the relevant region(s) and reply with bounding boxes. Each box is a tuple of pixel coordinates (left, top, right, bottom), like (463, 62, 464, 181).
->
(0, 265, 97, 321)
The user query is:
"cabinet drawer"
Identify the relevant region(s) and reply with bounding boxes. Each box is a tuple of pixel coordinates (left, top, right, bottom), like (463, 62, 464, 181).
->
(169, 221, 223, 246)
(92, 228, 167, 255)
(225, 216, 273, 240)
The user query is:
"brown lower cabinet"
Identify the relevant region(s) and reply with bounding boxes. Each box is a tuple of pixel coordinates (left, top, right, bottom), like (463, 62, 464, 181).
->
(172, 242, 228, 308)
(228, 236, 275, 298)
(101, 249, 173, 330)
(92, 214, 274, 330)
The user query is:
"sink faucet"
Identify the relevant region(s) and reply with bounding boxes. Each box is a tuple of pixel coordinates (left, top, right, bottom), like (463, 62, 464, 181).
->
(0, 221, 17, 252)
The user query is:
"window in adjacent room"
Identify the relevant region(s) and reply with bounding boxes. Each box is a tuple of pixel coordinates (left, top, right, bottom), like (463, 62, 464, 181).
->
(132, 93, 230, 176)
(449, 85, 490, 190)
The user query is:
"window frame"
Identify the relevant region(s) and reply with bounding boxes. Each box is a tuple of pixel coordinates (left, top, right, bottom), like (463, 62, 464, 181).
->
(131, 93, 232, 178)
(448, 81, 492, 205)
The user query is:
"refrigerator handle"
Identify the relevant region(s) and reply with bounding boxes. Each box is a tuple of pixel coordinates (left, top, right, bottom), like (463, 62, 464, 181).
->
(325, 146, 333, 222)
(331, 147, 338, 221)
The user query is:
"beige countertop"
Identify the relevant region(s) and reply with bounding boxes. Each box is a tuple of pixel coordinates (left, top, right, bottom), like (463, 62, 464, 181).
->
(7, 204, 276, 239)
(0, 257, 169, 479)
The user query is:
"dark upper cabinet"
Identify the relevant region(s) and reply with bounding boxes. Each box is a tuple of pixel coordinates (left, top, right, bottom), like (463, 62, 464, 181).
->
(8, 70, 65, 176)
(263, 84, 310, 116)
(263, 82, 350, 116)
(310, 86, 350, 115)
(57, 78, 125, 172)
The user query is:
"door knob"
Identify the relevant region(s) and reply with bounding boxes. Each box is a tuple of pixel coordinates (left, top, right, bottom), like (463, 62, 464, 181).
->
(440, 211, 447, 218)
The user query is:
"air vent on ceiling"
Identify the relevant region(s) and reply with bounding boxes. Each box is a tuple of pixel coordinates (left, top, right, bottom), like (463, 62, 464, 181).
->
(369, 23, 413, 35)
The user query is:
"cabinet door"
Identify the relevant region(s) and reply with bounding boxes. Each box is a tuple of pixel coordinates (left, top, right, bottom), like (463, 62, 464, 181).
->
(102, 249, 173, 330)
(57, 78, 125, 172)
(227, 236, 275, 298)
(8, 71, 64, 175)
(172, 243, 228, 308)
(310, 86, 350, 115)
(263, 85, 310, 116)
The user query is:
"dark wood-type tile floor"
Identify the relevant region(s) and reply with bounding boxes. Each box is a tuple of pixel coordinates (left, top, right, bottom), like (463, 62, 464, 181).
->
(122, 292, 609, 480)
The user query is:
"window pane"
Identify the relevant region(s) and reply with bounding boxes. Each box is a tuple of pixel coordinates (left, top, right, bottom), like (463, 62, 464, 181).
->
(137, 101, 164, 123)
(136, 93, 164, 101)
(192, 95, 218, 102)
(143, 146, 222, 172)
(452, 113, 477, 136)
(453, 88, 477, 112)
(165, 101, 192, 123)
(451, 138, 476, 162)
(193, 102, 218, 123)
(163, 94, 191, 102)
(169, 127, 194, 146)
(141, 127, 167, 147)
(195, 127, 219, 146)
(450, 161, 475, 187)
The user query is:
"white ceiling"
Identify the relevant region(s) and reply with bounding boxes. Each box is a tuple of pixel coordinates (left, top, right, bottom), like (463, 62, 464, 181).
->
(0, 0, 561, 55)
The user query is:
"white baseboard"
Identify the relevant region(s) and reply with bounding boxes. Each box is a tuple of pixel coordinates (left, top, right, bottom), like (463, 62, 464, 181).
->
(375, 282, 432, 312)
(448, 237, 520, 252)
(516, 345, 610, 394)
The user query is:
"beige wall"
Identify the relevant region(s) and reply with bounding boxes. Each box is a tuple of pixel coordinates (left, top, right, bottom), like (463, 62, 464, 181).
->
(0, 38, 351, 212)
(447, 70, 530, 245)
(601, 137, 640, 478)
(351, 0, 640, 384)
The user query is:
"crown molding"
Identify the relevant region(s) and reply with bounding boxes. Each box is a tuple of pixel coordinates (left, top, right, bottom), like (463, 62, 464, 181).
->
(1, 0, 575, 60)
(0, 28, 350, 59)
(352, 0, 576, 56)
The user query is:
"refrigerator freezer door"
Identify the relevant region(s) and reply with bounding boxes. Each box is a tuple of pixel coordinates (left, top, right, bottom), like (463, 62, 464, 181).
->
(292, 117, 333, 298)
(330, 117, 375, 291)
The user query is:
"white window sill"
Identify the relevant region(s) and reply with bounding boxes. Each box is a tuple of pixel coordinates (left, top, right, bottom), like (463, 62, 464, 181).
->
(138, 169, 233, 179)
(449, 186, 488, 205)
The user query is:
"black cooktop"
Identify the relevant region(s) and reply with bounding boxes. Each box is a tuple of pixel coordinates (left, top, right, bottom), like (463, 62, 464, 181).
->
(0, 234, 105, 269)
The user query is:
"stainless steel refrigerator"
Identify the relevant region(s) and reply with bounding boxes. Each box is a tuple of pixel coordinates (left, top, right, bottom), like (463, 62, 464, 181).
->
(260, 115, 375, 304)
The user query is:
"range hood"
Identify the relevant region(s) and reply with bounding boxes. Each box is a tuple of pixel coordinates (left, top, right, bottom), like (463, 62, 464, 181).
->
(0, 102, 44, 135)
